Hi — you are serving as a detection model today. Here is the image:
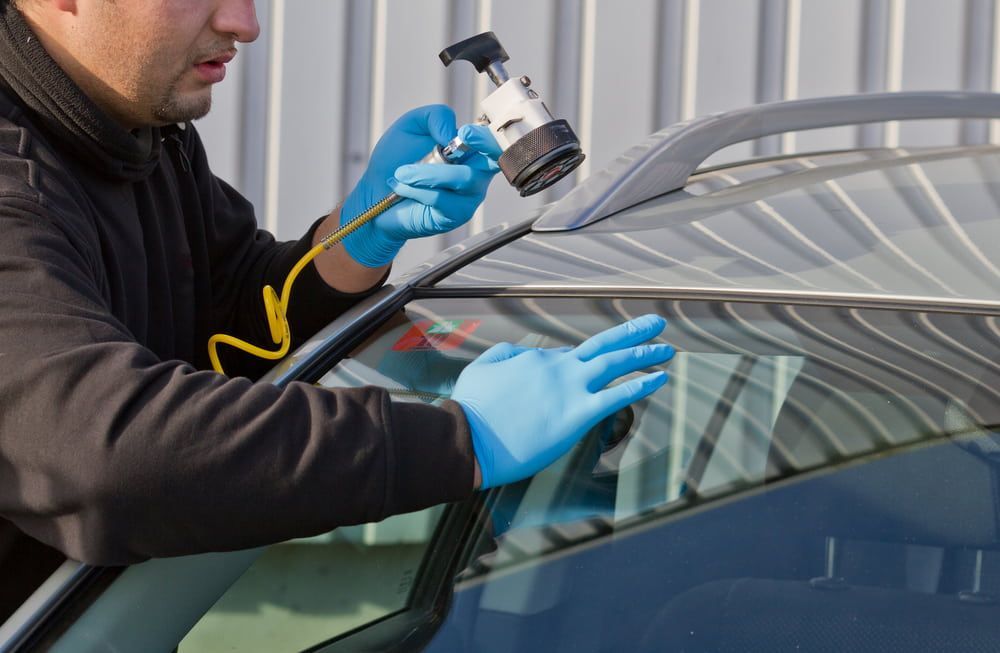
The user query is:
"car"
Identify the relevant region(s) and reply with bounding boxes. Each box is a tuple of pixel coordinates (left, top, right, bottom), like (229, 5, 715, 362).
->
(2, 91, 1000, 652)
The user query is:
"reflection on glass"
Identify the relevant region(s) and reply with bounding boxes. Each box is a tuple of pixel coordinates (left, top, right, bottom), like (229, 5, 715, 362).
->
(180, 513, 438, 653)
(310, 295, 1000, 651)
(443, 149, 1000, 304)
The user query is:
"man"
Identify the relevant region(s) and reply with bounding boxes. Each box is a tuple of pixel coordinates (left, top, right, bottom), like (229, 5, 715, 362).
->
(0, 0, 673, 582)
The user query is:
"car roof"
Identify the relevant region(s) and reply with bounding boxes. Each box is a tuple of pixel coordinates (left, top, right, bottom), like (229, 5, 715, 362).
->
(435, 145, 1000, 312)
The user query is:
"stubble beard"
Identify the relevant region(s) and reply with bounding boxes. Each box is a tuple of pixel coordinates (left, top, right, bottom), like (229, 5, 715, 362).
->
(151, 74, 212, 125)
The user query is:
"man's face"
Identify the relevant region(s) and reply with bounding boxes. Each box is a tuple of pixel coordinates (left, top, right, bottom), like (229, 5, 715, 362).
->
(53, 0, 260, 128)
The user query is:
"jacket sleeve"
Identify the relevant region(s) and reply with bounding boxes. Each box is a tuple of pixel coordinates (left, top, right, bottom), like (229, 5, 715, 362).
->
(181, 123, 386, 379)
(0, 194, 474, 565)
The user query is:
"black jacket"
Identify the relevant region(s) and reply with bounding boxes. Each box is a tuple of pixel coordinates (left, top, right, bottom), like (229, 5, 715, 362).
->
(0, 6, 473, 565)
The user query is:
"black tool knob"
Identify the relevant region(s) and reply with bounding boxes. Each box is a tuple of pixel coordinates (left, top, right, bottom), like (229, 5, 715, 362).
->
(439, 32, 509, 71)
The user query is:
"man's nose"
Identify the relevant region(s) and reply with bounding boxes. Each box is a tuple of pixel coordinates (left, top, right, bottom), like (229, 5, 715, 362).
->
(213, 0, 261, 44)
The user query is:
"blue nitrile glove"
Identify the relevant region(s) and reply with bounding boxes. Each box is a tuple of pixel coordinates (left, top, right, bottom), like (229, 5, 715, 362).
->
(451, 314, 675, 489)
(341, 104, 502, 268)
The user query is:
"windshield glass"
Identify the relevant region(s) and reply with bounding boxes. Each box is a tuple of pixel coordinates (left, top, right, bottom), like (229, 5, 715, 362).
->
(319, 296, 1000, 651)
(439, 148, 1000, 304)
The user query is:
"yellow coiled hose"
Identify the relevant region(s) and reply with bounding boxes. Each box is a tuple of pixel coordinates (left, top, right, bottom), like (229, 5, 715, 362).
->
(208, 193, 403, 375)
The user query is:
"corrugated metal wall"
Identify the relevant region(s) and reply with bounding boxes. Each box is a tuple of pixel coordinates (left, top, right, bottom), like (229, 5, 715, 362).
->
(196, 0, 1000, 277)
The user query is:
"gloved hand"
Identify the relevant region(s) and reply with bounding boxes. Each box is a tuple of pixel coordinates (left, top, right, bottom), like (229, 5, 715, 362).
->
(451, 314, 675, 489)
(341, 104, 502, 268)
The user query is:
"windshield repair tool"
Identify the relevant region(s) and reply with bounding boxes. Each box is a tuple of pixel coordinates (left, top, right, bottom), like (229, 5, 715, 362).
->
(208, 32, 586, 374)
(440, 32, 585, 196)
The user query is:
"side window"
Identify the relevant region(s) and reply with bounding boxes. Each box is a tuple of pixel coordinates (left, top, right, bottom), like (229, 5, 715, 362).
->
(181, 312, 479, 652)
(179, 507, 444, 652)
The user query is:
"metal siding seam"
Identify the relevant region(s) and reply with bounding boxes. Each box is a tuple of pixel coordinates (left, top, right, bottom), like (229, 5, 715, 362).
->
(238, 0, 271, 213)
(544, 0, 584, 202)
(369, 0, 389, 152)
(263, 0, 285, 234)
(884, 0, 905, 147)
(754, 0, 787, 157)
(656, 0, 687, 130)
(991, 0, 1000, 142)
(342, 0, 375, 203)
(443, 0, 478, 245)
(858, 0, 890, 147)
(577, 0, 598, 181)
(681, 0, 700, 121)
(962, 0, 994, 144)
(781, 0, 801, 153)
(470, 0, 493, 236)
(474, 0, 493, 116)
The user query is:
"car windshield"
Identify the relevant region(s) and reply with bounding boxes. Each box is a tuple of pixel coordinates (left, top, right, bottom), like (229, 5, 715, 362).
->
(440, 148, 1000, 305)
(319, 295, 1000, 651)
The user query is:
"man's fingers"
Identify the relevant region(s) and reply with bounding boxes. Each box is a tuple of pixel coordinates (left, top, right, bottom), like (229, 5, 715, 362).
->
(454, 125, 501, 175)
(459, 124, 503, 159)
(592, 371, 669, 417)
(475, 342, 533, 364)
(402, 104, 458, 146)
(385, 180, 444, 214)
(585, 343, 675, 392)
(384, 182, 477, 233)
(464, 152, 501, 175)
(393, 163, 482, 192)
(574, 314, 667, 362)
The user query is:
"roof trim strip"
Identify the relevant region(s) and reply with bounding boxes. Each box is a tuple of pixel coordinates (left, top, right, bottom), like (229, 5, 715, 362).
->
(533, 91, 1000, 232)
(416, 284, 1000, 315)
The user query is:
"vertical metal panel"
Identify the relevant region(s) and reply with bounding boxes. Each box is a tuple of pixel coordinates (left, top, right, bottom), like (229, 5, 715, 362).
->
(962, 0, 995, 144)
(238, 0, 271, 216)
(341, 1, 375, 204)
(795, 0, 863, 153)
(439, 0, 478, 247)
(681, 0, 701, 121)
(858, 0, 905, 147)
(783, 1, 801, 102)
(577, 0, 597, 180)
(898, 0, 964, 147)
(883, 0, 906, 146)
(696, 0, 761, 166)
(544, 0, 584, 202)
(444, 0, 478, 124)
(581, 0, 660, 176)
(656, 0, 689, 130)
(372, 1, 451, 134)
(266, 1, 349, 241)
(695, 0, 761, 112)
(858, 0, 892, 147)
(992, 0, 1000, 143)
(780, 0, 801, 153)
(263, 0, 286, 234)
(373, 0, 451, 276)
(754, 0, 791, 156)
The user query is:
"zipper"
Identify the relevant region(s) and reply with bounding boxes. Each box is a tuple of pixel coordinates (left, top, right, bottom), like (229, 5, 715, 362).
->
(167, 130, 191, 173)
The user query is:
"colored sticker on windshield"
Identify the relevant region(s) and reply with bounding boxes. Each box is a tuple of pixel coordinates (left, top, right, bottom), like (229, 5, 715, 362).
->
(392, 319, 481, 351)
